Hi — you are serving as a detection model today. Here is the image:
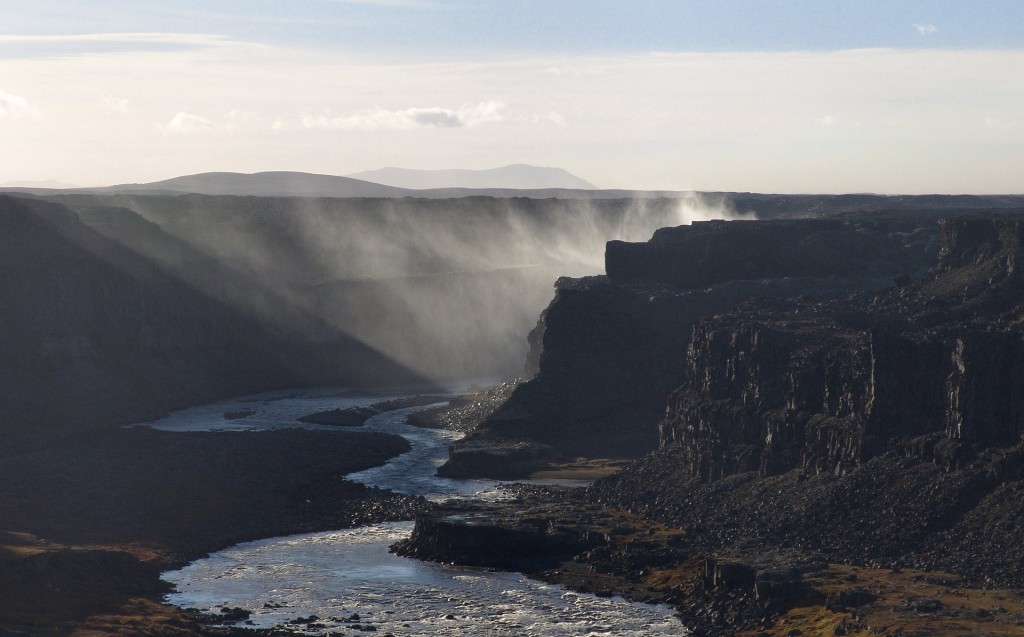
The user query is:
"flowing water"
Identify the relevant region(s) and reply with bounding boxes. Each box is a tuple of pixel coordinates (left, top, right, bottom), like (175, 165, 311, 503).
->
(153, 386, 685, 635)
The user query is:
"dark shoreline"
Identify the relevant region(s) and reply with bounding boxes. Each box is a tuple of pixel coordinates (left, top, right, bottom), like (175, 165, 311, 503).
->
(0, 426, 432, 636)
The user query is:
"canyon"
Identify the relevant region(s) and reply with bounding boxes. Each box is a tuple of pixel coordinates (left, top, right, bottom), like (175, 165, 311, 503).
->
(5, 188, 1024, 635)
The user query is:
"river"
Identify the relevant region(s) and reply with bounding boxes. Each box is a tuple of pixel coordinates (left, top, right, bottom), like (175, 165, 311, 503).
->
(150, 385, 685, 635)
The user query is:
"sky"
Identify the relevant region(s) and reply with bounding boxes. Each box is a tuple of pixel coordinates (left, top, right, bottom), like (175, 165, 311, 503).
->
(1, 1, 1022, 193)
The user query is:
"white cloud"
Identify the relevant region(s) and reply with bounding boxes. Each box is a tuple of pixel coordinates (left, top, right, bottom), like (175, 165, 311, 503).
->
(813, 115, 863, 130)
(224, 110, 259, 130)
(157, 110, 270, 134)
(544, 111, 565, 125)
(986, 116, 1018, 129)
(0, 32, 241, 47)
(102, 95, 132, 115)
(0, 89, 32, 118)
(301, 101, 505, 131)
(0, 32, 266, 62)
(914, 24, 938, 36)
(516, 111, 566, 125)
(160, 112, 213, 134)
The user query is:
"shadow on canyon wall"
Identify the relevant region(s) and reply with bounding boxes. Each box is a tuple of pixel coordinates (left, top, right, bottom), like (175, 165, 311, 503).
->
(0, 195, 417, 448)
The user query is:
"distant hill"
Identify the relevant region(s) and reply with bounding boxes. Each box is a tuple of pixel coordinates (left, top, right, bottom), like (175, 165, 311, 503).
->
(90, 171, 414, 198)
(347, 164, 598, 190)
(0, 170, 641, 199)
(7, 170, 1021, 203)
(0, 169, 608, 198)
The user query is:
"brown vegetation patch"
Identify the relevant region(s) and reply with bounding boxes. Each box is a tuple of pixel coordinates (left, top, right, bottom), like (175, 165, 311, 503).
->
(740, 565, 1024, 637)
(528, 457, 629, 481)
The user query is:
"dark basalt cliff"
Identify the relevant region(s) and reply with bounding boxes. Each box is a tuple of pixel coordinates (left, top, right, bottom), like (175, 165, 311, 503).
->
(588, 213, 1024, 586)
(604, 217, 928, 288)
(658, 216, 1024, 482)
(441, 215, 942, 477)
(0, 196, 414, 446)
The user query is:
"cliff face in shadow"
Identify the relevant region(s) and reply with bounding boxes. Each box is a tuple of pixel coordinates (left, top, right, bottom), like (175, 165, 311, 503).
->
(440, 213, 954, 477)
(0, 196, 415, 447)
(587, 212, 1024, 586)
(657, 216, 1024, 481)
(411, 207, 1024, 614)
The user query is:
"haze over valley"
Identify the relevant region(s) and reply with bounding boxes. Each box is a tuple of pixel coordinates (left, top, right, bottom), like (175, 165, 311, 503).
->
(2, 172, 752, 389)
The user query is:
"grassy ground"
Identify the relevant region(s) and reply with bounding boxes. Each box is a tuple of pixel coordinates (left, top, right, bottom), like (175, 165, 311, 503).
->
(528, 457, 629, 480)
(743, 564, 1024, 637)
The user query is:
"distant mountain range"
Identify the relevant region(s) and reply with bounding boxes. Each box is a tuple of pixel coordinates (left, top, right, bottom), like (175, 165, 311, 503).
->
(6, 173, 1024, 206)
(347, 164, 598, 190)
(0, 166, 613, 199)
(92, 171, 409, 198)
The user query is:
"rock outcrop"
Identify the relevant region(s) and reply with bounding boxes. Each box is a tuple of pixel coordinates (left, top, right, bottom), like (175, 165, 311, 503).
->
(392, 502, 604, 570)
(604, 217, 927, 288)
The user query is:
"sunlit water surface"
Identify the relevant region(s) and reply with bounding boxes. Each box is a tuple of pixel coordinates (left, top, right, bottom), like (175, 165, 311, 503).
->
(154, 386, 685, 635)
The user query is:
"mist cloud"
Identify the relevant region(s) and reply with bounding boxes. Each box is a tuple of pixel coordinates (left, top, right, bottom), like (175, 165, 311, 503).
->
(913, 24, 938, 36)
(301, 101, 505, 131)
(125, 193, 749, 380)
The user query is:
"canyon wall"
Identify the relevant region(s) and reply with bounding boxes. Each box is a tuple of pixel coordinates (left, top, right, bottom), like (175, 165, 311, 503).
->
(581, 212, 1024, 583)
(658, 216, 1024, 482)
(416, 206, 1024, 592)
(442, 213, 943, 477)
